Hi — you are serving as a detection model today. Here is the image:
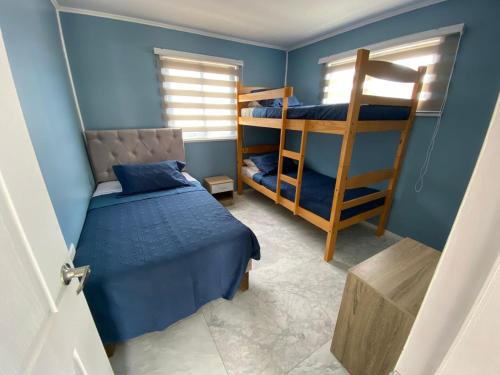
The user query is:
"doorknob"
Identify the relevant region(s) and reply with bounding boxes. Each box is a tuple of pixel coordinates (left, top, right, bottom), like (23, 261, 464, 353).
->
(61, 263, 91, 294)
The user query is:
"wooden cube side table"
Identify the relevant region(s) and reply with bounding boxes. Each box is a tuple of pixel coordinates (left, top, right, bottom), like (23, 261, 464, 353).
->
(204, 176, 234, 206)
(331, 238, 440, 375)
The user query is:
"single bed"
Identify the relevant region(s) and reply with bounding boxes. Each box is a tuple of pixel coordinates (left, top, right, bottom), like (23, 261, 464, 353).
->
(75, 129, 260, 344)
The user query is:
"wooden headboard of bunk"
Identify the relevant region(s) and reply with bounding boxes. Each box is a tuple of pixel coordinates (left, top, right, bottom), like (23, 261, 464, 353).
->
(237, 86, 268, 109)
(237, 86, 293, 105)
(85, 128, 185, 183)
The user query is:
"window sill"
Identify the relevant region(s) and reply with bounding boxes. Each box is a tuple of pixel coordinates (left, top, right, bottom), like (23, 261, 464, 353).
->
(416, 111, 441, 117)
(183, 136, 236, 143)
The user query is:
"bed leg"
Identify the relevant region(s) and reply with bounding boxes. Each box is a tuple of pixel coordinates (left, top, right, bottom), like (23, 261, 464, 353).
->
(376, 223, 386, 237)
(324, 230, 337, 262)
(239, 272, 249, 291)
(104, 344, 116, 358)
(237, 179, 243, 195)
(376, 199, 392, 236)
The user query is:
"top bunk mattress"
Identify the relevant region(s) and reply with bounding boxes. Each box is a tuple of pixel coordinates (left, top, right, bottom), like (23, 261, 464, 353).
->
(241, 104, 410, 121)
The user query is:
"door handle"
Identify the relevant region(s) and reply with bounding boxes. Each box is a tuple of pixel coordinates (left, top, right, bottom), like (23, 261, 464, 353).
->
(61, 263, 91, 294)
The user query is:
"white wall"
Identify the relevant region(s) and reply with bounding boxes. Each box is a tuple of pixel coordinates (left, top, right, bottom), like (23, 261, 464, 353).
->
(395, 94, 500, 374)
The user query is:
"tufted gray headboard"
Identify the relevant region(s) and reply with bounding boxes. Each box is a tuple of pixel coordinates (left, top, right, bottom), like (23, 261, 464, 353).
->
(85, 128, 185, 183)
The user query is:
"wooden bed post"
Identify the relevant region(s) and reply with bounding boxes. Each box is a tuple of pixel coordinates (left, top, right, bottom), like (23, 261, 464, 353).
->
(239, 272, 249, 291)
(376, 65, 427, 236)
(294, 123, 309, 214)
(275, 88, 292, 203)
(324, 49, 369, 262)
(104, 344, 116, 358)
(236, 83, 244, 194)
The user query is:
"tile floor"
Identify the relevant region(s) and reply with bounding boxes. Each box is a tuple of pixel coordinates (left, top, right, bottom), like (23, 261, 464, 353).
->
(110, 190, 401, 375)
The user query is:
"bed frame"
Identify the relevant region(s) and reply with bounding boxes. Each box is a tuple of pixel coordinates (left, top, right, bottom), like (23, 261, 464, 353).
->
(236, 49, 426, 262)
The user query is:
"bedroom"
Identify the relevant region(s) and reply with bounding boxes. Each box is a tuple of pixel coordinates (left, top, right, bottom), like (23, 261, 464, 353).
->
(0, 0, 499, 374)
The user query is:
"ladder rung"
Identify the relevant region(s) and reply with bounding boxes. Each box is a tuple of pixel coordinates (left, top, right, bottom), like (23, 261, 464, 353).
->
(280, 174, 297, 186)
(282, 149, 301, 160)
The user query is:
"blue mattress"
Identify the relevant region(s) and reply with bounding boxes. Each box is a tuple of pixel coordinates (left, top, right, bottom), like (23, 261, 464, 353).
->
(75, 183, 260, 343)
(249, 104, 410, 121)
(253, 168, 385, 221)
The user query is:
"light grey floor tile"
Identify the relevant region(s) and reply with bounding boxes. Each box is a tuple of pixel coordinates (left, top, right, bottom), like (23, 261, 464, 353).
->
(110, 191, 400, 375)
(110, 313, 227, 375)
(288, 341, 349, 375)
(202, 256, 347, 375)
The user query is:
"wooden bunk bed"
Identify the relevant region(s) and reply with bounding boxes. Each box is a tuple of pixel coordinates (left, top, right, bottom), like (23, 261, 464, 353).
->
(236, 49, 426, 262)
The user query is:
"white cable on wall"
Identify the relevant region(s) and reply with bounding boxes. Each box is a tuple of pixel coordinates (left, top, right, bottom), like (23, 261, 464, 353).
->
(414, 29, 464, 193)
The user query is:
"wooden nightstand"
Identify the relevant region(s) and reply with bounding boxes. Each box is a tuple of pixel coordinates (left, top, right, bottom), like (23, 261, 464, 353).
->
(204, 176, 234, 206)
(331, 238, 440, 375)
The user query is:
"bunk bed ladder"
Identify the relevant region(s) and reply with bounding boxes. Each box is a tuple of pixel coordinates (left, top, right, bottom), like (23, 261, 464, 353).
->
(236, 83, 244, 195)
(275, 95, 289, 204)
(293, 123, 308, 214)
(275, 101, 309, 213)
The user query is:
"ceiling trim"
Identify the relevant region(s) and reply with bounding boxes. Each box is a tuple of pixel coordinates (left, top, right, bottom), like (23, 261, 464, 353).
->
(52, 0, 447, 53)
(55, 5, 286, 50)
(287, 0, 447, 51)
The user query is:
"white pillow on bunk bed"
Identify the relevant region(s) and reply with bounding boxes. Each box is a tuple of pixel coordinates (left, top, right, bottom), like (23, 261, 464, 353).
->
(243, 159, 258, 168)
(242, 166, 260, 179)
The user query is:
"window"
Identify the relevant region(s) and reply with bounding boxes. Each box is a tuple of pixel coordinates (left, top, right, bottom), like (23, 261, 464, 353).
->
(320, 25, 463, 115)
(155, 49, 241, 140)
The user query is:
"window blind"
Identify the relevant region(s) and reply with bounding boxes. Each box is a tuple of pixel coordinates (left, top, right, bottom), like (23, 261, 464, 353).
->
(322, 30, 462, 114)
(157, 54, 240, 140)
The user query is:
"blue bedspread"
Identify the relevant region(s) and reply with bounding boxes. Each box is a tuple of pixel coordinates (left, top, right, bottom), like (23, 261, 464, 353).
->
(250, 104, 410, 121)
(75, 183, 260, 343)
(254, 168, 385, 221)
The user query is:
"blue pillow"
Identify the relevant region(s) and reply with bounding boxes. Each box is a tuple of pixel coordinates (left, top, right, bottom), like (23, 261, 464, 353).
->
(164, 160, 186, 171)
(273, 96, 302, 108)
(250, 88, 275, 107)
(250, 89, 302, 108)
(113, 160, 190, 195)
(250, 152, 296, 176)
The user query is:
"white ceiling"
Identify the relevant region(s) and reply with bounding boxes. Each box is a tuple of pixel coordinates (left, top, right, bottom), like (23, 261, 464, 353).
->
(56, 0, 442, 50)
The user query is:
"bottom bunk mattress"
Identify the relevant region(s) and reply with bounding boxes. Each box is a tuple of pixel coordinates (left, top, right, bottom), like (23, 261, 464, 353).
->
(253, 168, 385, 221)
(75, 182, 260, 343)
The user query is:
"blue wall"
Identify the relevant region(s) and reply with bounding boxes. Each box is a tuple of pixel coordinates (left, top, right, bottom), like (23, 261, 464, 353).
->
(287, 0, 500, 249)
(0, 0, 94, 246)
(60, 13, 285, 182)
(30, 1, 497, 250)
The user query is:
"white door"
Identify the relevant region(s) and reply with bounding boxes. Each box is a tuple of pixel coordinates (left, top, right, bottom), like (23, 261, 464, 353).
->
(436, 252, 500, 374)
(394, 95, 500, 374)
(0, 30, 113, 375)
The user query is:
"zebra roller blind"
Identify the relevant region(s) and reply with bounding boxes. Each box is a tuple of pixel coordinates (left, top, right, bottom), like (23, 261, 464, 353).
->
(157, 51, 241, 140)
(322, 28, 462, 115)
